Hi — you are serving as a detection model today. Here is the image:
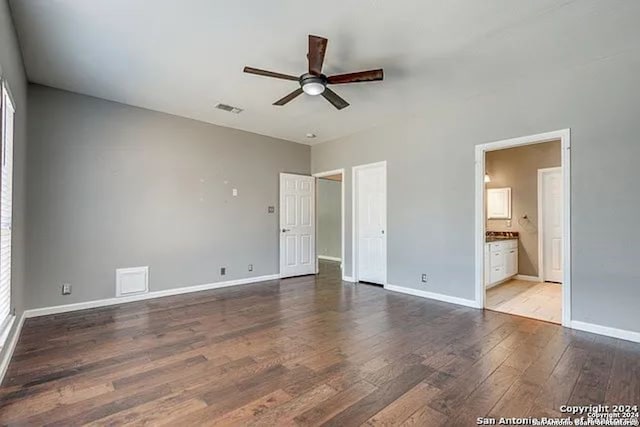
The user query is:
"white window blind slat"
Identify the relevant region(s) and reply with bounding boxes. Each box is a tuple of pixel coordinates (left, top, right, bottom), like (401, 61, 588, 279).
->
(0, 82, 15, 328)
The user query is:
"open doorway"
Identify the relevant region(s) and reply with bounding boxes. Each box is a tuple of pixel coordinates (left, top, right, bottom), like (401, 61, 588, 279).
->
(475, 130, 571, 326)
(313, 169, 344, 279)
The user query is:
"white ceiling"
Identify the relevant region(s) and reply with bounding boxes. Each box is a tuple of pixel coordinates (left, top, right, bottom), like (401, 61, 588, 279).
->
(9, 0, 640, 144)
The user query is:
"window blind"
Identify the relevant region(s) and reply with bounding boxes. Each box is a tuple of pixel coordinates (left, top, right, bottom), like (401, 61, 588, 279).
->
(0, 82, 15, 330)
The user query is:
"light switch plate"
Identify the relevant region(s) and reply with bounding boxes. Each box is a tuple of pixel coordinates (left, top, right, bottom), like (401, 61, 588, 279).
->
(232, 188, 238, 197)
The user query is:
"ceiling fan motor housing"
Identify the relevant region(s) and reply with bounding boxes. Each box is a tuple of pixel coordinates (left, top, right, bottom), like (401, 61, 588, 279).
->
(299, 73, 327, 95)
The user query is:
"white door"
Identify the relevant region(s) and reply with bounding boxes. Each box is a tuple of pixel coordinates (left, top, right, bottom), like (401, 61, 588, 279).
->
(540, 168, 563, 283)
(354, 163, 387, 284)
(279, 173, 316, 278)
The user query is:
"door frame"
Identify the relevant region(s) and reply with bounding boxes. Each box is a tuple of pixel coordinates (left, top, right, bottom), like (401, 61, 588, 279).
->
(313, 169, 345, 278)
(352, 161, 387, 285)
(538, 167, 562, 284)
(474, 129, 571, 327)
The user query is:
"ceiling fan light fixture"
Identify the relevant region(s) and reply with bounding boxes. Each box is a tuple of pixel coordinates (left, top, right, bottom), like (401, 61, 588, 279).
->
(302, 81, 325, 96)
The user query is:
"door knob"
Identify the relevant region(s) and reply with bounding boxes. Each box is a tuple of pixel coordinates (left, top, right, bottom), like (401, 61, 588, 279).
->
(282, 228, 291, 233)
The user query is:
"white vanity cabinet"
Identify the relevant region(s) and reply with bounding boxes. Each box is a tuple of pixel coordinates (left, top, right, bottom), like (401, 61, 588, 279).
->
(484, 239, 518, 288)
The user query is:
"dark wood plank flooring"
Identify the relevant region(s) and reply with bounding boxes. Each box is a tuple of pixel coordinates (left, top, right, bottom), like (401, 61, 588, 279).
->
(1, 261, 638, 425)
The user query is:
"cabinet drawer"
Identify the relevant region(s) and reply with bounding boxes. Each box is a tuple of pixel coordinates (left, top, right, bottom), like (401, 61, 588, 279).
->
(489, 242, 505, 252)
(490, 240, 518, 251)
(490, 251, 504, 267)
(490, 266, 505, 283)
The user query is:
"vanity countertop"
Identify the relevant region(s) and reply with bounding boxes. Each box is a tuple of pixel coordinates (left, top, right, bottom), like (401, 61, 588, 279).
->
(485, 231, 519, 243)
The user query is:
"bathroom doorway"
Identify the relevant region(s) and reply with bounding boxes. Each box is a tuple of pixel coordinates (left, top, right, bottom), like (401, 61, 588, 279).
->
(475, 130, 571, 326)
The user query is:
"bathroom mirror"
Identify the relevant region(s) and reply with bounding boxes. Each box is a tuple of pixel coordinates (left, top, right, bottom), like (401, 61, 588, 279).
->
(487, 187, 512, 219)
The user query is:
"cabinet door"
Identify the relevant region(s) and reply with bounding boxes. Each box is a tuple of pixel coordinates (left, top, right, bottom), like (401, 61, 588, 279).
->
(490, 250, 504, 268)
(505, 248, 518, 277)
(490, 266, 506, 284)
(484, 245, 490, 285)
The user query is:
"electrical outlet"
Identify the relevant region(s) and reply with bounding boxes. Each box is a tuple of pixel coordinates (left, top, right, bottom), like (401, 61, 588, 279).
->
(248, 264, 253, 272)
(421, 274, 428, 283)
(268, 206, 275, 213)
(62, 283, 72, 295)
(220, 267, 226, 276)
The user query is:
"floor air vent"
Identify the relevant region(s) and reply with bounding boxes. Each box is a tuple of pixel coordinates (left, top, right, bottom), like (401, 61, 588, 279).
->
(116, 266, 149, 297)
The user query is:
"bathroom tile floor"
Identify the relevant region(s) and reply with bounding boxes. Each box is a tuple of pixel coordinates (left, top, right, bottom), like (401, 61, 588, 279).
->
(486, 279, 562, 324)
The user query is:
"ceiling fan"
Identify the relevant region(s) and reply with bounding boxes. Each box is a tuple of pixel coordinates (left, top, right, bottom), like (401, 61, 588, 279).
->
(244, 35, 384, 110)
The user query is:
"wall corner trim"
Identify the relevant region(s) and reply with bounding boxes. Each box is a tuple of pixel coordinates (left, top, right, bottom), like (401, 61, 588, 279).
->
(0, 313, 26, 385)
(24, 274, 280, 319)
(342, 276, 356, 283)
(570, 320, 640, 343)
(384, 284, 481, 309)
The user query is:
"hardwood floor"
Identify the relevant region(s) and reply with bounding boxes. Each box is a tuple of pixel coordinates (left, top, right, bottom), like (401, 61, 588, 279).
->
(486, 279, 562, 324)
(1, 261, 637, 425)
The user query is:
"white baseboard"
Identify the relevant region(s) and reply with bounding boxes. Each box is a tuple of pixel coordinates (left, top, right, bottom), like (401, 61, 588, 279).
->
(318, 255, 341, 262)
(515, 274, 542, 282)
(485, 279, 507, 290)
(571, 320, 640, 343)
(384, 284, 481, 309)
(24, 274, 280, 319)
(0, 312, 25, 384)
(485, 274, 521, 290)
(342, 276, 355, 283)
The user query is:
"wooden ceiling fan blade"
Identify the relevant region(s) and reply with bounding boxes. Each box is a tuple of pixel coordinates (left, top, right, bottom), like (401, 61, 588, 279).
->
(327, 69, 384, 84)
(322, 88, 349, 110)
(308, 35, 328, 76)
(244, 66, 299, 81)
(273, 88, 304, 106)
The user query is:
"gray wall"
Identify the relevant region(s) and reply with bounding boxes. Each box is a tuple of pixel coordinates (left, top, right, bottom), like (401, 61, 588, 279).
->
(486, 141, 561, 276)
(0, 0, 27, 349)
(312, 48, 640, 333)
(26, 85, 309, 309)
(317, 179, 341, 259)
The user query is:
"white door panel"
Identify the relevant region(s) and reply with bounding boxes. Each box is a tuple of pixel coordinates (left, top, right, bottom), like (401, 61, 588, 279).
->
(541, 168, 563, 283)
(300, 195, 312, 226)
(280, 173, 316, 278)
(284, 195, 296, 227)
(355, 163, 386, 284)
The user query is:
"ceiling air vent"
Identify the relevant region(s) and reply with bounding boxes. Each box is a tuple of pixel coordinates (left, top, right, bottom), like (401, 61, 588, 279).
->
(215, 103, 243, 114)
